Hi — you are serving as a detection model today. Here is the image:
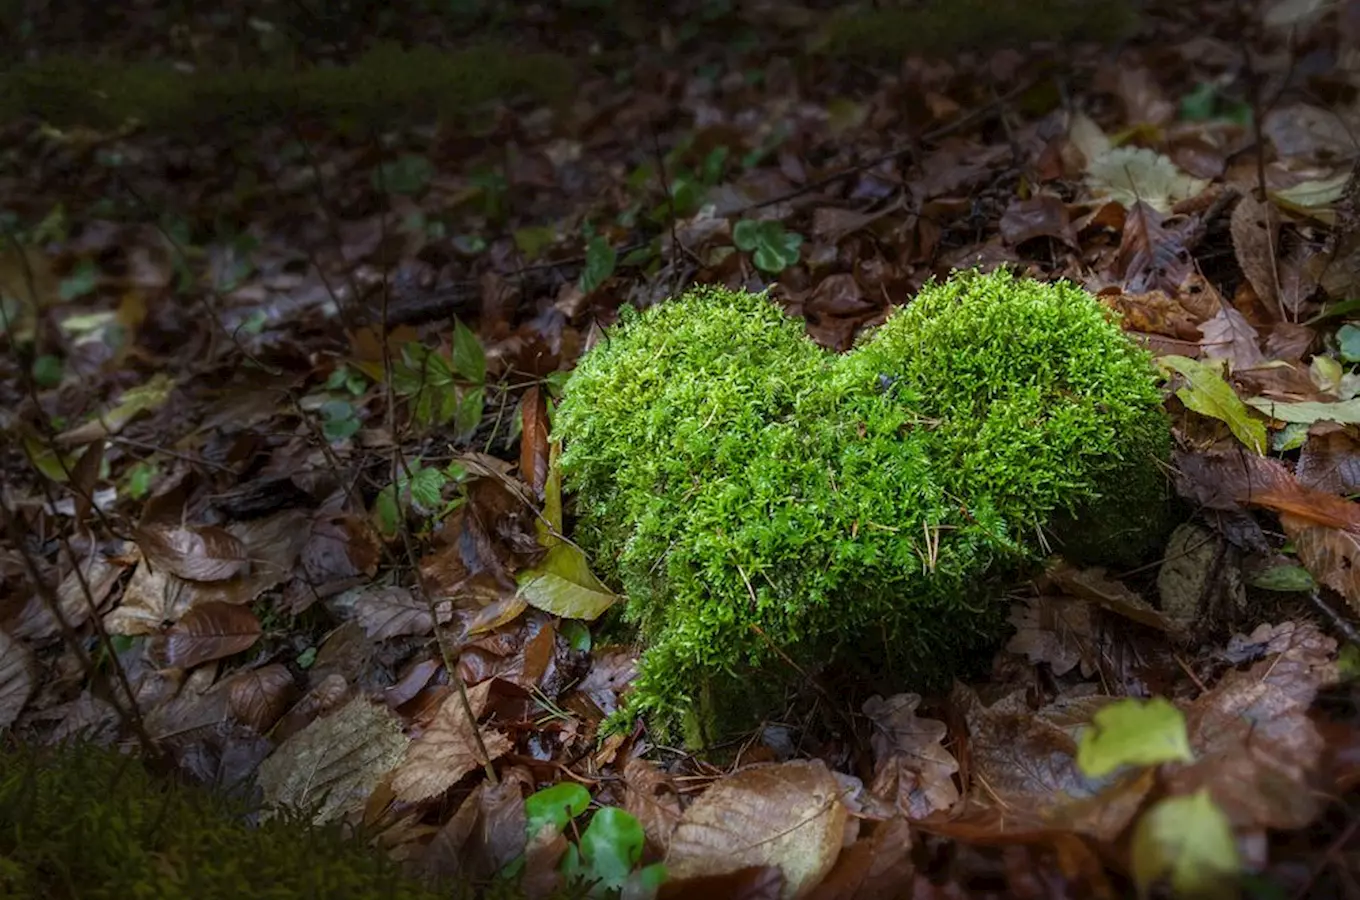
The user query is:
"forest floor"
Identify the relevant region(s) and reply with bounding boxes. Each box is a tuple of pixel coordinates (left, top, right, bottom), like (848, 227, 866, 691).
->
(3, 1, 1360, 896)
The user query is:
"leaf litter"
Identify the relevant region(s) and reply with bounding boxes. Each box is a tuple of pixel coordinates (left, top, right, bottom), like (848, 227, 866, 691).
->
(6, 1, 1360, 896)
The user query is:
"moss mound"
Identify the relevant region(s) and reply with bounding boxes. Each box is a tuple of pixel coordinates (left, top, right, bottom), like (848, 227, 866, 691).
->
(555, 269, 1170, 740)
(0, 739, 448, 900)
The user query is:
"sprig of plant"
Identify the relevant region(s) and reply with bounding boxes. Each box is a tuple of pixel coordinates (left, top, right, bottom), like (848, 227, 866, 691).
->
(390, 318, 486, 439)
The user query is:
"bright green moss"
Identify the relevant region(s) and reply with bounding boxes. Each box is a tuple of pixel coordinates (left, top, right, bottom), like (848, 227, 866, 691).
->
(556, 269, 1170, 741)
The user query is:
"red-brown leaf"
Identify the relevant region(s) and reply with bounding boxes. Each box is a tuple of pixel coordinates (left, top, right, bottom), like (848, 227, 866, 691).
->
(165, 601, 262, 669)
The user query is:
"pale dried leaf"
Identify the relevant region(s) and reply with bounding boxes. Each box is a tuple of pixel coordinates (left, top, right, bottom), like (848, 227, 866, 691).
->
(1230, 193, 1282, 315)
(863, 693, 960, 818)
(257, 696, 409, 824)
(354, 586, 440, 640)
(0, 628, 35, 730)
(1199, 307, 1266, 371)
(391, 680, 512, 803)
(665, 760, 848, 897)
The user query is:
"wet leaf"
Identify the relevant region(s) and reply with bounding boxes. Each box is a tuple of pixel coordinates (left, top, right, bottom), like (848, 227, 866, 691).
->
(135, 522, 249, 582)
(226, 663, 296, 733)
(164, 601, 262, 669)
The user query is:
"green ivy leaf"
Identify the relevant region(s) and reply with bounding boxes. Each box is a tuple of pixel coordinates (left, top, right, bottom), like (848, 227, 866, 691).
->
(579, 236, 617, 295)
(1131, 790, 1241, 900)
(1077, 697, 1194, 778)
(1158, 356, 1266, 454)
(452, 319, 485, 385)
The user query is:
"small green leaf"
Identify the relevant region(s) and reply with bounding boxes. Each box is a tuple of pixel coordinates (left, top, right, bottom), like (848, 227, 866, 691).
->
(1158, 356, 1267, 454)
(124, 460, 157, 499)
(560, 620, 592, 653)
(453, 386, 484, 441)
(517, 543, 620, 621)
(375, 154, 434, 196)
(320, 399, 361, 442)
(1338, 643, 1360, 680)
(1340, 324, 1360, 363)
(579, 236, 617, 295)
(32, 354, 62, 388)
(297, 646, 317, 669)
(525, 783, 591, 840)
(1271, 422, 1310, 453)
(1076, 697, 1194, 778)
(407, 465, 447, 511)
(1131, 790, 1241, 900)
(733, 219, 802, 274)
(452, 319, 486, 384)
(567, 807, 645, 893)
(58, 259, 98, 301)
(1249, 564, 1316, 592)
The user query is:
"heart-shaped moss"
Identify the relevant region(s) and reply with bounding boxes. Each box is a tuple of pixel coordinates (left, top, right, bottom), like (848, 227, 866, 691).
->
(555, 268, 1170, 740)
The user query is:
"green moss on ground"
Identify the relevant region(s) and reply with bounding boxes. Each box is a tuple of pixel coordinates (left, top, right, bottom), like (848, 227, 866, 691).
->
(0, 739, 444, 899)
(0, 42, 573, 134)
(555, 269, 1171, 741)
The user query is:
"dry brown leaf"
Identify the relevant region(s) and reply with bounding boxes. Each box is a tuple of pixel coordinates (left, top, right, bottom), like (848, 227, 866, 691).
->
(1282, 514, 1360, 610)
(519, 386, 551, 498)
(665, 760, 847, 899)
(1007, 597, 1098, 678)
(299, 512, 381, 586)
(257, 696, 409, 825)
(164, 601, 262, 669)
(623, 756, 684, 853)
(999, 195, 1077, 248)
(863, 693, 959, 819)
(227, 663, 297, 733)
(1047, 562, 1182, 634)
(1119, 201, 1193, 294)
(0, 627, 34, 730)
(1169, 621, 1338, 831)
(391, 679, 512, 803)
(353, 585, 446, 640)
(804, 816, 913, 900)
(15, 547, 125, 640)
(1231, 192, 1283, 317)
(1199, 306, 1267, 371)
(1296, 424, 1360, 494)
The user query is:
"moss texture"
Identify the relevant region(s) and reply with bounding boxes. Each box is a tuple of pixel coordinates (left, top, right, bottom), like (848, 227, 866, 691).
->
(555, 269, 1170, 739)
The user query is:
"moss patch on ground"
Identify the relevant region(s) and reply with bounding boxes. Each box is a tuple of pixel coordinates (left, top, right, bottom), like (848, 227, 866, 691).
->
(555, 269, 1171, 741)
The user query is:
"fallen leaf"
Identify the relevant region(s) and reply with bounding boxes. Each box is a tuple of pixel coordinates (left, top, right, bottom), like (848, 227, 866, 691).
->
(390, 679, 512, 803)
(256, 696, 409, 825)
(226, 663, 297, 733)
(164, 601, 262, 669)
(353, 585, 446, 640)
(1230, 192, 1283, 317)
(1159, 355, 1267, 453)
(1131, 790, 1241, 900)
(0, 628, 34, 730)
(1199, 307, 1266, 370)
(863, 693, 960, 818)
(136, 522, 249, 583)
(665, 760, 847, 899)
